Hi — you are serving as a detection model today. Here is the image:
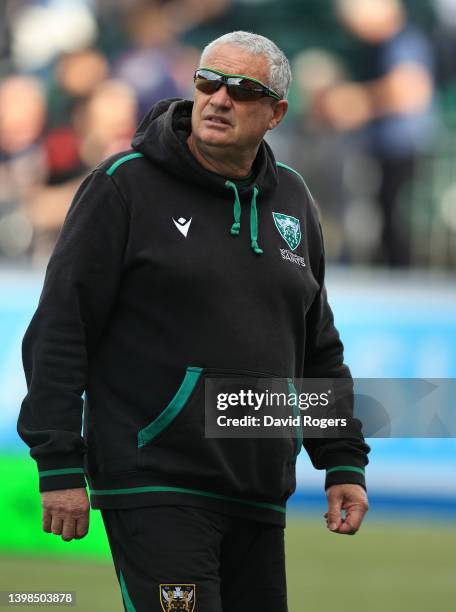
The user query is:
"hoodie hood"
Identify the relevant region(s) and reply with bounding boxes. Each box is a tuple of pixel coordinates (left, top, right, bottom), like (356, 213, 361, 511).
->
(131, 98, 279, 197)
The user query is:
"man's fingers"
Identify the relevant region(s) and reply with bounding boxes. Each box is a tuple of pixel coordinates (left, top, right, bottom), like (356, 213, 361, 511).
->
(42, 510, 52, 533)
(326, 497, 343, 531)
(41, 488, 90, 541)
(50, 515, 64, 536)
(61, 518, 76, 542)
(75, 513, 89, 539)
(337, 519, 357, 535)
(45, 510, 89, 540)
(329, 501, 368, 535)
(324, 510, 357, 534)
(343, 503, 368, 532)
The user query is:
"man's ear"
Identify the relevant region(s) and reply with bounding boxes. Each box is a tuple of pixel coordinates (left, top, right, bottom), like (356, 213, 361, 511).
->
(268, 99, 288, 130)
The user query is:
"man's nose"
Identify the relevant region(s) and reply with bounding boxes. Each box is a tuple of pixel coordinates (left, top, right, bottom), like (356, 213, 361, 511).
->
(209, 84, 232, 107)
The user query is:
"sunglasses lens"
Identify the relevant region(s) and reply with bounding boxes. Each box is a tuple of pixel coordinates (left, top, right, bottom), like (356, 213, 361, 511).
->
(194, 77, 220, 95)
(228, 86, 264, 102)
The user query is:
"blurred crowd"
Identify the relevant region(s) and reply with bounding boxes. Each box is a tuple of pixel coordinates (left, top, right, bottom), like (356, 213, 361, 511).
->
(1, 0, 456, 268)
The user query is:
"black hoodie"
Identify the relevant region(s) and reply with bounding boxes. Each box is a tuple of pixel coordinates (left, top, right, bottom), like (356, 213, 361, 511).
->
(18, 99, 369, 526)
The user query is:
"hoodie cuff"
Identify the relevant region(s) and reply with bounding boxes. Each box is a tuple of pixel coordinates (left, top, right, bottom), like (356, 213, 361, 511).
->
(37, 456, 87, 493)
(324, 465, 366, 491)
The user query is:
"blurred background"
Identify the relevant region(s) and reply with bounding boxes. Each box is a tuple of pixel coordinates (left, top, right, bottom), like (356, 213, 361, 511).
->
(0, 0, 455, 610)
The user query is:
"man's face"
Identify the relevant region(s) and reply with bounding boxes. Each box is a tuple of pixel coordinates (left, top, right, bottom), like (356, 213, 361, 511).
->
(191, 44, 287, 154)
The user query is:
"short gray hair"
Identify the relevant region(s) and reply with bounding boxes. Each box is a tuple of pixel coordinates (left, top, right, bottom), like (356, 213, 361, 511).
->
(200, 31, 292, 100)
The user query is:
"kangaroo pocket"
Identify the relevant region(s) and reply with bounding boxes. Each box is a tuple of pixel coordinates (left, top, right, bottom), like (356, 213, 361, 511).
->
(137, 366, 301, 504)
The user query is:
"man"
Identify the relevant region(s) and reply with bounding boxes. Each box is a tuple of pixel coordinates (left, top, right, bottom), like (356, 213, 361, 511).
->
(18, 31, 369, 612)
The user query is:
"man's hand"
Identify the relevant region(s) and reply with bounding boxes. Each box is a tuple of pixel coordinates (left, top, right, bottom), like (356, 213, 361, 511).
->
(324, 484, 368, 535)
(41, 488, 90, 541)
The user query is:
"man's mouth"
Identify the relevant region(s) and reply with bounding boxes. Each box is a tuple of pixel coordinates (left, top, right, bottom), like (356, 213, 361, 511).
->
(204, 115, 231, 126)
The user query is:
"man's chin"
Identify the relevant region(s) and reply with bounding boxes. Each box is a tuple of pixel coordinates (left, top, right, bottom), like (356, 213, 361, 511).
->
(198, 129, 233, 148)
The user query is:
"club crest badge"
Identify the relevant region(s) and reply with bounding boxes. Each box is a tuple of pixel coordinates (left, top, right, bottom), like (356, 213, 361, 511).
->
(272, 212, 302, 251)
(160, 584, 195, 612)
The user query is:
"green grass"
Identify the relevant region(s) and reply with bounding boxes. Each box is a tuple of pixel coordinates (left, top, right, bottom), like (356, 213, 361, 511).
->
(1, 518, 455, 612)
(286, 518, 456, 612)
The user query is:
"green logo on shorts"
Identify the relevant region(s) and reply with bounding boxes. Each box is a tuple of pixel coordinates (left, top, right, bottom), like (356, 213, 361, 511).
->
(272, 212, 301, 251)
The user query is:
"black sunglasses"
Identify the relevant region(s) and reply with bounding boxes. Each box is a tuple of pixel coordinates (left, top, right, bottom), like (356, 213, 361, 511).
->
(193, 67, 282, 102)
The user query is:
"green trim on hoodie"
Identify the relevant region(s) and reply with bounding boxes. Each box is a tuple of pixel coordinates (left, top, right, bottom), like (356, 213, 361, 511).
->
(38, 467, 85, 477)
(277, 161, 318, 209)
(138, 366, 203, 447)
(106, 152, 144, 176)
(326, 466, 365, 476)
(90, 485, 287, 514)
(276, 161, 305, 183)
(287, 378, 303, 460)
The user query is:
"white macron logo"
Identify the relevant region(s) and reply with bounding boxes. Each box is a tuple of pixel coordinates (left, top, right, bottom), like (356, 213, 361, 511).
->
(173, 216, 192, 237)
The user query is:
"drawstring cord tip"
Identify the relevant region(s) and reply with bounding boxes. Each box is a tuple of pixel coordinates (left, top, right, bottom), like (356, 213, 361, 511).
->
(251, 241, 263, 254)
(230, 222, 241, 235)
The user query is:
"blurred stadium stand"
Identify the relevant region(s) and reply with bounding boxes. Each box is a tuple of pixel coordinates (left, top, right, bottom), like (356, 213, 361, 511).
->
(0, 0, 455, 267)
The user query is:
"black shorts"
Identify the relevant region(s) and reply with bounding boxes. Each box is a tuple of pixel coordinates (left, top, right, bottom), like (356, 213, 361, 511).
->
(101, 505, 288, 612)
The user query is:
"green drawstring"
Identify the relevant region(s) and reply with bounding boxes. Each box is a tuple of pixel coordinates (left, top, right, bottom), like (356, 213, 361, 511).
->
(225, 180, 241, 235)
(249, 186, 263, 254)
(225, 181, 263, 255)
